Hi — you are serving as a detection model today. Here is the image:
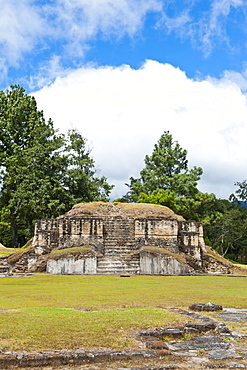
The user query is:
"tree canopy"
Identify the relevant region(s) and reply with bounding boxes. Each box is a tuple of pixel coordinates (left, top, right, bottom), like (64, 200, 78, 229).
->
(124, 131, 219, 223)
(126, 131, 203, 201)
(0, 85, 113, 247)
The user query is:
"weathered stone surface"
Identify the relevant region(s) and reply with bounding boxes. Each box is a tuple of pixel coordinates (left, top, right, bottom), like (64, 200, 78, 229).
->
(140, 328, 184, 339)
(212, 309, 247, 323)
(227, 363, 246, 368)
(166, 336, 229, 351)
(184, 322, 217, 333)
(46, 256, 97, 274)
(140, 252, 189, 275)
(189, 302, 223, 311)
(208, 349, 242, 360)
(231, 331, 247, 338)
(0, 265, 11, 274)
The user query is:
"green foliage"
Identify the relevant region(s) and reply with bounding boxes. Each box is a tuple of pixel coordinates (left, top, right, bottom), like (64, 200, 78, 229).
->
(126, 131, 203, 201)
(125, 131, 219, 223)
(204, 200, 247, 263)
(174, 191, 222, 223)
(138, 189, 176, 209)
(229, 180, 247, 204)
(0, 85, 113, 247)
(64, 129, 113, 203)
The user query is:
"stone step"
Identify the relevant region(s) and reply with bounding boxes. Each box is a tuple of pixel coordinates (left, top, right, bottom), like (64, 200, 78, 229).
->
(104, 239, 135, 244)
(104, 245, 135, 249)
(97, 267, 140, 274)
(97, 267, 140, 273)
(104, 248, 138, 253)
(104, 248, 136, 253)
(97, 257, 140, 265)
(97, 263, 140, 269)
(104, 255, 139, 259)
(104, 252, 140, 258)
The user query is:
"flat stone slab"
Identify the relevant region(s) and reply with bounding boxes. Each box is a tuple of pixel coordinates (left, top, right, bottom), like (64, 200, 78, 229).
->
(212, 311, 247, 323)
(208, 349, 242, 360)
(166, 335, 229, 352)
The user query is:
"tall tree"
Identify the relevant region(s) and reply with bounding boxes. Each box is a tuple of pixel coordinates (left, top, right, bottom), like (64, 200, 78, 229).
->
(124, 131, 220, 223)
(64, 129, 113, 203)
(0, 85, 65, 247)
(0, 85, 113, 247)
(127, 131, 203, 201)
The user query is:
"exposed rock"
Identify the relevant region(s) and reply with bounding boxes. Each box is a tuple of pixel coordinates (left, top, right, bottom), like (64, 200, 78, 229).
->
(184, 322, 217, 333)
(166, 335, 230, 351)
(208, 349, 242, 360)
(189, 302, 223, 312)
(212, 311, 247, 323)
(227, 363, 246, 369)
(140, 327, 184, 339)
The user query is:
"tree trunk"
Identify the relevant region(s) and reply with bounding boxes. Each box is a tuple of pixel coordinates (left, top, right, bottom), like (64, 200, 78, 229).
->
(11, 216, 18, 248)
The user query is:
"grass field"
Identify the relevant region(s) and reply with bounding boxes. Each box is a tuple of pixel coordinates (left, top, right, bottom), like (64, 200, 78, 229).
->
(0, 274, 247, 351)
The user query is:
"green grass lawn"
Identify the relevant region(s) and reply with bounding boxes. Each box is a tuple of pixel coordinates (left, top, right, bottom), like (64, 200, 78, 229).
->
(0, 274, 247, 351)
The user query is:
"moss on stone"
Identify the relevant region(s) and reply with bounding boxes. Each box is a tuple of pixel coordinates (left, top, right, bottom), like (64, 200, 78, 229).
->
(141, 245, 187, 265)
(49, 246, 96, 261)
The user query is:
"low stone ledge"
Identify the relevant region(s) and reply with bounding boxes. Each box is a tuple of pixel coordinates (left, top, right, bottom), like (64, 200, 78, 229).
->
(0, 350, 157, 369)
(140, 328, 184, 339)
(184, 322, 217, 333)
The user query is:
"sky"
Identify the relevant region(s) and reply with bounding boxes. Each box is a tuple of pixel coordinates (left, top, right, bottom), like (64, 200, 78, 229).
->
(1, 0, 247, 200)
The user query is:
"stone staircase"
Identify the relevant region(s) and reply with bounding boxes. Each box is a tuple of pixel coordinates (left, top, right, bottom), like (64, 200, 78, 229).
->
(0, 264, 11, 274)
(97, 219, 140, 274)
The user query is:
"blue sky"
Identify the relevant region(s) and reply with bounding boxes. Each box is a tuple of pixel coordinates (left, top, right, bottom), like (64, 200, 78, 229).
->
(2, 0, 247, 87)
(2, 0, 247, 200)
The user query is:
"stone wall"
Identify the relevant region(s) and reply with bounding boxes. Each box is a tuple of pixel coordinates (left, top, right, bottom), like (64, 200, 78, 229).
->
(31, 214, 206, 275)
(46, 256, 97, 275)
(33, 218, 104, 255)
(140, 251, 189, 275)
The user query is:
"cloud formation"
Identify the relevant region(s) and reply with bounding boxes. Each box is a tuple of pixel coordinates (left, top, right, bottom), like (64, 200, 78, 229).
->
(0, 0, 162, 71)
(0, 0, 49, 66)
(33, 60, 247, 200)
(1, 0, 247, 80)
(160, 0, 247, 56)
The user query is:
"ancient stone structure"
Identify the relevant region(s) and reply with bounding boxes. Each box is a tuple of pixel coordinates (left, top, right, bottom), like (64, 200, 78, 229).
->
(25, 202, 235, 275)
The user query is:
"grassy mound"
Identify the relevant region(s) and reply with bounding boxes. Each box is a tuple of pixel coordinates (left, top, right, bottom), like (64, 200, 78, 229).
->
(62, 201, 185, 221)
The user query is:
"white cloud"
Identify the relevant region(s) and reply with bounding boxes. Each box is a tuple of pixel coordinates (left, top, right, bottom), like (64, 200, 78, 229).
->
(44, 0, 163, 58)
(199, 0, 245, 56)
(54, 0, 162, 37)
(33, 60, 247, 200)
(159, 0, 247, 56)
(1, 0, 246, 73)
(0, 0, 49, 66)
(0, 0, 163, 68)
(27, 55, 74, 91)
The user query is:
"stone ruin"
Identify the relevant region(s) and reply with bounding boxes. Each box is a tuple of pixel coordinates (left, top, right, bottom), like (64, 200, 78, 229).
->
(12, 201, 234, 275)
(2, 202, 241, 275)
